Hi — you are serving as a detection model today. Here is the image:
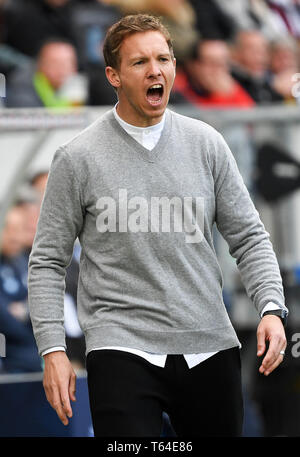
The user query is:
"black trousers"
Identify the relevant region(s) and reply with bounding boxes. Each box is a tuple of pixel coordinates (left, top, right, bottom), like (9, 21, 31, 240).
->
(86, 346, 244, 437)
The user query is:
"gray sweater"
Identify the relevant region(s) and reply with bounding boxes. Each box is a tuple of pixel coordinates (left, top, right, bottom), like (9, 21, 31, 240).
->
(28, 108, 287, 356)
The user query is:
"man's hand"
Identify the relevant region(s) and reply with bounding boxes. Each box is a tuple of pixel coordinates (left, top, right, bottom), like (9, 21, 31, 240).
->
(257, 314, 287, 376)
(43, 351, 77, 425)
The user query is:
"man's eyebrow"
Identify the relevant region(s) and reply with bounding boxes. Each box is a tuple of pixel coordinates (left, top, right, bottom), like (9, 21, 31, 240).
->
(129, 55, 146, 63)
(129, 52, 172, 63)
(157, 53, 172, 59)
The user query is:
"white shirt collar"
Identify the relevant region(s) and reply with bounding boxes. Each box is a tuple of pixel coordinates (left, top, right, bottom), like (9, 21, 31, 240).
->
(113, 103, 165, 136)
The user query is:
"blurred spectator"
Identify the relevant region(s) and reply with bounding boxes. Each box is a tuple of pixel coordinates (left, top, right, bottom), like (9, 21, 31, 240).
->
(2, 0, 75, 58)
(230, 29, 284, 104)
(265, 0, 300, 40)
(268, 37, 300, 102)
(0, 43, 30, 82)
(70, 0, 121, 69)
(171, 39, 255, 108)
(87, 62, 118, 106)
(215, 0, 291, 41)
(6, 39, 87, 107)
(270, 38, 299, 75)
(189, 0, 236, 41)
(72, 0, 120, 106)
(0, 1, 31, 80)
(0, 203, 42, 373)
(15, 187, 41, 254)
(30, 170, 49, 200)
(102, 0, 199, 65)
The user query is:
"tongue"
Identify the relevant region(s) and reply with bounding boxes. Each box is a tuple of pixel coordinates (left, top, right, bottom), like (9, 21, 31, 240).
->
(147, 89, 161, 102)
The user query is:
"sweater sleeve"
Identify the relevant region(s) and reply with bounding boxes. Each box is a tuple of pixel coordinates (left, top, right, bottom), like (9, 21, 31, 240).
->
(213, 132, 288, 317)
(28, 147, 84, 355)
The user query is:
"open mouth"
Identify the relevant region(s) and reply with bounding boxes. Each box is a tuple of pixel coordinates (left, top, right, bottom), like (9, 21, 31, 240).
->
(146, 84, 164, 106)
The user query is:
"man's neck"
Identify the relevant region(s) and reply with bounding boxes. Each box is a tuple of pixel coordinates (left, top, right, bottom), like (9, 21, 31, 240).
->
(114, 104, 165, 132)
(116, 103, 165, 128)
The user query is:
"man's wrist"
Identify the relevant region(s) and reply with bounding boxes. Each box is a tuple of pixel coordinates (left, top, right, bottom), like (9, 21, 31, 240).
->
(262, 309, 288, 327)
(42, 346, 66, 357)
(260, 302, 281, 316)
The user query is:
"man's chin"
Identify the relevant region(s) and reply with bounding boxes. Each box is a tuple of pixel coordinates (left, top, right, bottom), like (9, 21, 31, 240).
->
(143, 102, 167, 119)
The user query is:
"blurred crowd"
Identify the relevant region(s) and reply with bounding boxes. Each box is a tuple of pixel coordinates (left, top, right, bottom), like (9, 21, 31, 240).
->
(0, 0, 300, 108)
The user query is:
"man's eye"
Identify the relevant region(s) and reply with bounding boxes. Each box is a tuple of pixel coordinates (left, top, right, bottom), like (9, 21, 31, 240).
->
(134, 61, 144, 65)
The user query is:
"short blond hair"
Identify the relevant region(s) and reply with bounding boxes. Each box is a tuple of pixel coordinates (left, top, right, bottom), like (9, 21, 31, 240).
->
(103, 14, 174, 69)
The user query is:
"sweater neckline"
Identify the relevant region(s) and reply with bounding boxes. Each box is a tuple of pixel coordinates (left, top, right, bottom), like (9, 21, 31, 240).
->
(106, 108, 173, 163)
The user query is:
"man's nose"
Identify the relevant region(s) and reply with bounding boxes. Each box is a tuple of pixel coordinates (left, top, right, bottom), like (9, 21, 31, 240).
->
(147, 60, 162, 77)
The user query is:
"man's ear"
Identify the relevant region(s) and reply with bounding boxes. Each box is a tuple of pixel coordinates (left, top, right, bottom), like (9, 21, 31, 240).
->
(105, 66, 121, 89)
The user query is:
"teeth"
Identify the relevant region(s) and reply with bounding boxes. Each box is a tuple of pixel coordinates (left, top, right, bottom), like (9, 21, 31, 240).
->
(150, 84, 162, 89)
